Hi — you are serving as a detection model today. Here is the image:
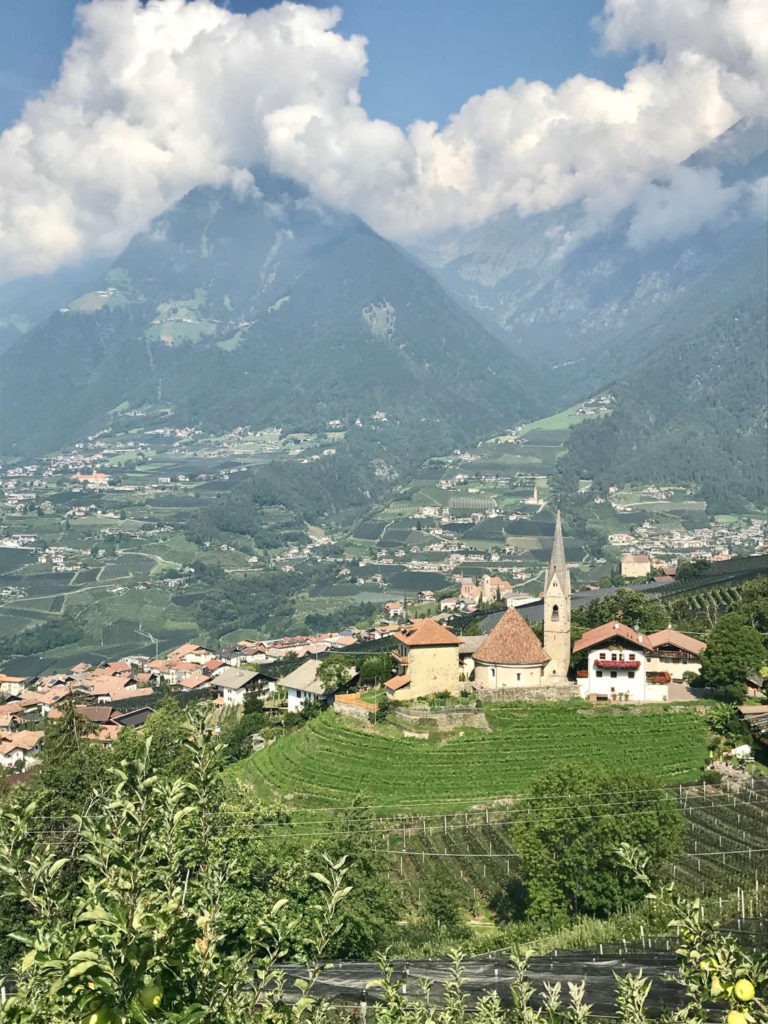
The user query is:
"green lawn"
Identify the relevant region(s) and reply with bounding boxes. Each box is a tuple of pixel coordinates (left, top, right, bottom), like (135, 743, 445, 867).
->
(234, 703, 709, 813)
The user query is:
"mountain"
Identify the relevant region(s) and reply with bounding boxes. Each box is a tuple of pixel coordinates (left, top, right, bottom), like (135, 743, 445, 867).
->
(554, 232, 767, 512)
(0, 258, 111, 355)
(413, 117, 768, 511)
(0, 169, 539, 461)
(413, 117, 768, 393)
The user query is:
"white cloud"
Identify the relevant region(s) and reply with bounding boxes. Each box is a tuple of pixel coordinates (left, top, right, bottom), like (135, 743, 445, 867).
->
(0, 0, 765, 280)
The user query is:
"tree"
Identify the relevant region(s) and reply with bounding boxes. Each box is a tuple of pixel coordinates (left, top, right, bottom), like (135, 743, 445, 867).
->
(357, 651, 393, 687)
(582, 589, 668, 634)
(0, 713, 351, 1024)
(699, 612, 767, 701)
(316, 653, 351, 692)
(511, 765, 683, 920)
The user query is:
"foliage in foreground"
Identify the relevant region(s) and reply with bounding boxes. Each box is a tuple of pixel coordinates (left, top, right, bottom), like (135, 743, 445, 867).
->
(0, 711, 764, 1022)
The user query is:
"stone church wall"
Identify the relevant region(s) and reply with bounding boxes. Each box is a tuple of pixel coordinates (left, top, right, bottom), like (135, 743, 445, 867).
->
(473, 685, 576, 703)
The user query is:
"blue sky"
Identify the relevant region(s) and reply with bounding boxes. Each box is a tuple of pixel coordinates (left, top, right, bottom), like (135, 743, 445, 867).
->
(0, 0, 633, 132)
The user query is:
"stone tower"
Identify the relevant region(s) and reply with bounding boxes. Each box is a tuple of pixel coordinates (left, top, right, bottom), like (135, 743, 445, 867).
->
(543, 510, 571, 684)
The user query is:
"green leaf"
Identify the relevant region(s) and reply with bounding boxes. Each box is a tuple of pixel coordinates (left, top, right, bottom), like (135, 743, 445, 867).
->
(20, 949, 36, 972)
(68, 959, 97, 978)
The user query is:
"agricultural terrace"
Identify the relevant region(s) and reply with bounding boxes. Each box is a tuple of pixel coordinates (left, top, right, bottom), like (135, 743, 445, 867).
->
(236, 703, 709, 813)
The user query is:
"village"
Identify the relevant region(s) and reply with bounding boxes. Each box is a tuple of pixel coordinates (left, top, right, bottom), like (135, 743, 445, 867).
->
(2, 513, 765, 777)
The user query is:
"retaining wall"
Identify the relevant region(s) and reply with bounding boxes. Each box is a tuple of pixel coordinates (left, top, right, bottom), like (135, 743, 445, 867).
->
(472, 685, 575, 703)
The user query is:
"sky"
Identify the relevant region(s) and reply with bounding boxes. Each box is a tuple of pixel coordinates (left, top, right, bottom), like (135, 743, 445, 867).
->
(0, 0, 765, 281)
(0, 0, 634, 132)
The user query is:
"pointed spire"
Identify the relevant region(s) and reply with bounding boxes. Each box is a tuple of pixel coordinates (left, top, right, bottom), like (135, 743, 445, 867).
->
(547, 510, 569, 589)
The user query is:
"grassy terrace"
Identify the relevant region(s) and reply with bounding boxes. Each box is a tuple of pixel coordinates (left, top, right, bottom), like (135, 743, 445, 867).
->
(235, 703, 709, 813)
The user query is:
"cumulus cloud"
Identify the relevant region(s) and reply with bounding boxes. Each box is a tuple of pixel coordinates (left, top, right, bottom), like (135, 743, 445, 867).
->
(0, 0, 766, 279)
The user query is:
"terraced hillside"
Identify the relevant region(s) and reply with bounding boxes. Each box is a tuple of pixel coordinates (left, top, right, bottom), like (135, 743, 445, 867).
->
(237, 704, 709, 812)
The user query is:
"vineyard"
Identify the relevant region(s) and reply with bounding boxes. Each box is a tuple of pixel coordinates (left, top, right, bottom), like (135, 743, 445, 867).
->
(379, 777, 768, 928)
(238, 703, 709, 812)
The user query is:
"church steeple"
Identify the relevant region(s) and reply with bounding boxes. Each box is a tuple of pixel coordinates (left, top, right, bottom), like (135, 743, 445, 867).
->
(546, 510, 570, 595)
(543, 509, 572, 685)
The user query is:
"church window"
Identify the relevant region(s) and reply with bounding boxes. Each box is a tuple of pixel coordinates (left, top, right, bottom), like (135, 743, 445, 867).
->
(489, 667, 496, 681)
(551, 604, 559, 622)
(516, 672, 521, 681)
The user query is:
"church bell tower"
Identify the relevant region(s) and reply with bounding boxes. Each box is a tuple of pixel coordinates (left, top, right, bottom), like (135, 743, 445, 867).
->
(543, 510, 571, 684)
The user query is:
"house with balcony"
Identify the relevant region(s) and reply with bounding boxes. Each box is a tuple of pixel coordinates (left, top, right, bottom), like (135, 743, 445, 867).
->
(573, 621, 668, 702)
(646, 629, 707, 680)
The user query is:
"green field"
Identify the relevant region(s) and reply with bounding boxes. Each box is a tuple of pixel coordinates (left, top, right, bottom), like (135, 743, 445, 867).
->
(236, 704, 709, 812)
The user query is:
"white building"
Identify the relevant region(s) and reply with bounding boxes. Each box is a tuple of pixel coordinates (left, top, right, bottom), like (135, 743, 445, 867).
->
(211, 667, 264, 706)
(573, 621, 668, 702)
(281, 660, 340, 712)
(0, 730, 44, 770)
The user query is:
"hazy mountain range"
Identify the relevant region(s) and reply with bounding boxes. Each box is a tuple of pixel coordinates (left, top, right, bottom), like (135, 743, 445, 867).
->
(0, 119, 765, 510)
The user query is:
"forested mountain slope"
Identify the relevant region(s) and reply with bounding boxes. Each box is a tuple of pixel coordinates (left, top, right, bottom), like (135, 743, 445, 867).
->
(0, 170, 538, 461)
(555, 233, 768, 512)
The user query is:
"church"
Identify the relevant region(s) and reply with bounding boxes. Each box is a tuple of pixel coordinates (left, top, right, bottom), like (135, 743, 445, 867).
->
(471, 511, 572, 690)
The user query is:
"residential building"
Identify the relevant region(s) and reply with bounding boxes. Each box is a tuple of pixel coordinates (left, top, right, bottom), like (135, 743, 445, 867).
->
(210, 667, 264, 706)
(385, 619, 461, 701)
(646, 629, 707, 681)
(281, 660, 343, 712)
(621, 553, 652, 578)
(0, 730, 44, 770)
(573, 621, 668, 702)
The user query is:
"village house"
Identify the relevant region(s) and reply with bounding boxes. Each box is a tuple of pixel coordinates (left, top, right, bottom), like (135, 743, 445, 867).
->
(0, 729, 44, 771)
(574, 622, 668, 702)
(621, 553, 653, 578)
(210, 667, 267, 706)
(385, 618, 462, 701)
(280, 659, 353, 712)
(646, 629, 707, 681)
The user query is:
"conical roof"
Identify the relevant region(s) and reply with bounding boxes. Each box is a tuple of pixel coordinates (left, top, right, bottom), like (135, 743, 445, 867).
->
(473, 607, 550, 666)
(546, 510, 569, 591)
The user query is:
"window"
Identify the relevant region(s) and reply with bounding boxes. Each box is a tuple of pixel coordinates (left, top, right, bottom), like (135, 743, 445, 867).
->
(628, 671, 635, 679)
(516, 672, 521, 681)
(611, 652, 618, 661)
(552, 604, 559, 622)
(610, 670, 618, 678)
(489, 667, 496, 680)
(596, 670, 603, 677)
(600, 651, 606, 659)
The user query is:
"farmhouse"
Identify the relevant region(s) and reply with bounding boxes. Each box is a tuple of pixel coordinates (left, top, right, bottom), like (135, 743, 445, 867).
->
(385, 618, 461, 701)
(646, 629, 707, 680)
(574, 622, 668, 702)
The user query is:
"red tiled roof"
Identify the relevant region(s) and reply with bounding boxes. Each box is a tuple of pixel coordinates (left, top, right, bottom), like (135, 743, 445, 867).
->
(473, 607, 549, 666)
(394, 619, 460, 647)
(573, 621, 653, 654)
(385, 675, 411, 691)
(647, 629, 706, 656)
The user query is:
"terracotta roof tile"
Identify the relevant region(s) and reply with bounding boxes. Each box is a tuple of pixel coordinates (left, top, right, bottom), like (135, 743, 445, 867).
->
(647, 629, 706, 656)
(394, 619, 460, 647)
(573, 621, 653, 654)
(473, 607, 549, 666)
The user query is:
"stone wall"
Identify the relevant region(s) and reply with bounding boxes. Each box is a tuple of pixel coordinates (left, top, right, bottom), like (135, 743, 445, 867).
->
(473, 685, 575, 703)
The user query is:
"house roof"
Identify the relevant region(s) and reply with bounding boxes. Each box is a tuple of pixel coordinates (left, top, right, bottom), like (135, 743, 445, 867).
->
(622, 553, 651, 563)
(647, 629, 706, 656)
(214, 667, 260, 690)
(174, 671, 210, 690)
(473, 607, 550, 666)
(394, 619, 461, 648)
(458, 635, 486, 655)
(0, 730, 43, 752)
(281, 659, 356, 696)
(385, 674, 411, 691)
(573, 621, 654, 654)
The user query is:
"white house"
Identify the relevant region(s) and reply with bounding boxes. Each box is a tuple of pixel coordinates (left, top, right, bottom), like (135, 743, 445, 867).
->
(0, 729, 44, 770)
(573, 621, 668, 702)
(281, 660, 337, 713)
(211, 667, 264, 706)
